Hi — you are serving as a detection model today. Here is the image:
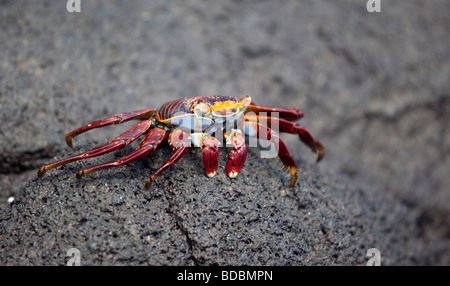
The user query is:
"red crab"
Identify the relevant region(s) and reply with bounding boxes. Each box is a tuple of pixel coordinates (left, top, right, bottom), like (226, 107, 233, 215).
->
(38, 95, 324, 188)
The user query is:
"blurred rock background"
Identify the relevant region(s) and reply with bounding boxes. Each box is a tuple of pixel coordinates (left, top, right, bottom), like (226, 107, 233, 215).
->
(0, 0, 449, 265)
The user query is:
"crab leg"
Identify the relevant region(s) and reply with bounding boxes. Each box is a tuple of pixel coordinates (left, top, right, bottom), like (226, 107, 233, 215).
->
(245, 114, 325, 162)
(145, 129, 191, 188)
(38, 120, 152, 177)
(76, 128, 167, 178)
(65, 109, 155, 148)
(245, 104, 303, 120)
(244, 121, 298, 187)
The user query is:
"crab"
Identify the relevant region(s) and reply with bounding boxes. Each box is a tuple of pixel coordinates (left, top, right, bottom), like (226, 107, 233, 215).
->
(38, 95, 324, 188)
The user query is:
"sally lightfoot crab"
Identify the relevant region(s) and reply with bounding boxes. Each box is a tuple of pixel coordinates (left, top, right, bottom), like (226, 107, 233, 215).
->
(38, 95, 324, 188)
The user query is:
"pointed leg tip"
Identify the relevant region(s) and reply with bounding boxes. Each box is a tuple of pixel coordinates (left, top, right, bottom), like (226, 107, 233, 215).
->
(76, 170, 85, 179)
(287, 166, 298, 187)
(289, 176, 297, 187)
(65, 137, 74, 149)
(37, 167, 46, 177)
(315, 144, 325, 163)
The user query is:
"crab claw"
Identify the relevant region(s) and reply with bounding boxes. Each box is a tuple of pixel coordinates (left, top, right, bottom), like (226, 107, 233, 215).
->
(202, 135, 220, 177)
(226, 145, 247, 178)
(203, 147, 219, 177)
(226, 131, 247, 178)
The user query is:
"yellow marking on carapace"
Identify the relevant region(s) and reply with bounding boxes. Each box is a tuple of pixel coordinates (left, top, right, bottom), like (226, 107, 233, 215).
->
(211, 100, 242, 117)
(157, 113, 193, 123)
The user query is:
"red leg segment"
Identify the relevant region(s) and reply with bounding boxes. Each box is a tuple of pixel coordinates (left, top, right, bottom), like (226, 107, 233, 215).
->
(245, 104, 304, 120)
(76, 128, 167, 178)
(65, 109, 155, 148)
(38, 120, 153, 177)
(245, 114, 325, 162)
(145, 129, 191, 188)
(244, 121, 298, 187)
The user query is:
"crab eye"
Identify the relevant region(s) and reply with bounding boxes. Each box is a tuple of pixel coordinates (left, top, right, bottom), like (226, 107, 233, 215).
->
(241, 95, 252, 109)
(194, 102, 210, 117)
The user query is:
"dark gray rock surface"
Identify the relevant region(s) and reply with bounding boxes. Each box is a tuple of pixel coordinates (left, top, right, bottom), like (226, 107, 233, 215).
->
(0, 144, 411, 265)
(1, 0, 449, 265)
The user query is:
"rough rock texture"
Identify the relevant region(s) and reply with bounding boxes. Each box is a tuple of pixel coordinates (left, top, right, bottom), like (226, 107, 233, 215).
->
(0, 145, 409, 265)
(1, 0, 449, 265)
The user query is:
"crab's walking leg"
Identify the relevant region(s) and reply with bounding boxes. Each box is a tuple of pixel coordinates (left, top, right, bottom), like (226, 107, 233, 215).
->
(145, 129, 191, 188)
(245, 104, 303, 120)
(244, 121, 298, 187)
(38, 120, 152, 177)
(76, 128, 167, 178)
(225, 130, 247, 178)
(245, 114, 325, 162)
(65, 109, 155, 148)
